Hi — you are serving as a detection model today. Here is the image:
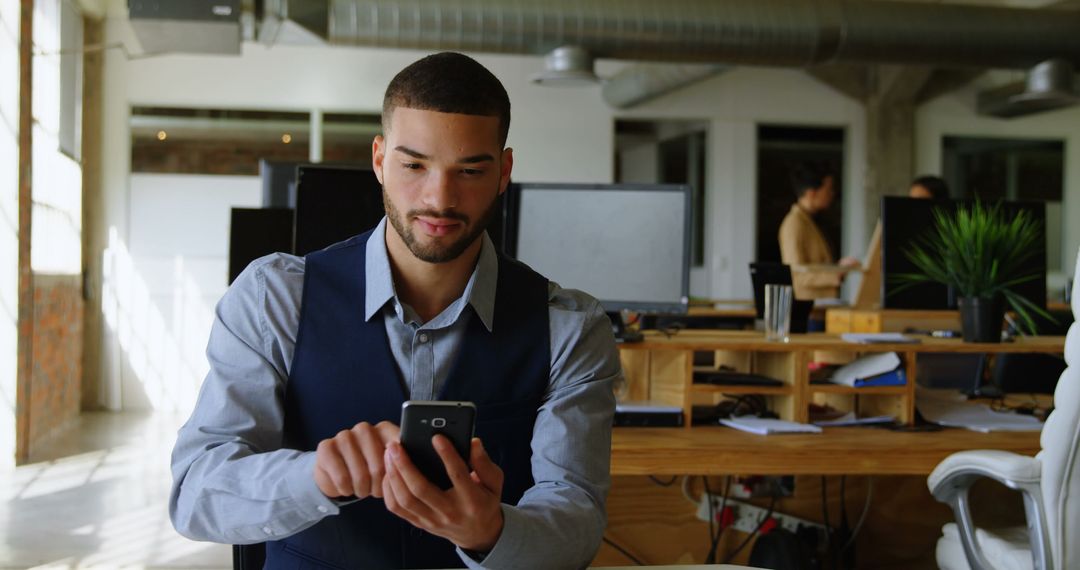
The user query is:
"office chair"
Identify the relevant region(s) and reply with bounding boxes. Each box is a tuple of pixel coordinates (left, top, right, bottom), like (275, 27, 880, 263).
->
(233, 544, 265, 570)
(928, 246, 1080, 570)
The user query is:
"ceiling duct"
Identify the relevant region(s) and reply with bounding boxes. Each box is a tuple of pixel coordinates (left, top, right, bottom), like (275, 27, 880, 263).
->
(977, 59, 1079, 118)
(128, 0, 242, 55)
(326, 0, 1080, 70)
(602, 63, 730, 108)
(258, 0, 328, 46)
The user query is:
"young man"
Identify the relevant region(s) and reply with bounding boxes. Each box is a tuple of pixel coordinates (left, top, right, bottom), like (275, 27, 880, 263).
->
(170, 52, 619, 569)
(777, 164, 859, 300)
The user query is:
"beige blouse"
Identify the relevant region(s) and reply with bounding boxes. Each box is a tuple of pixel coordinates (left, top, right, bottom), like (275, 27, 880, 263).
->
(777, 204, 841, 299)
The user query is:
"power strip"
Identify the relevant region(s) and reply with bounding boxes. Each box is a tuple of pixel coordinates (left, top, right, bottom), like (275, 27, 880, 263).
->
(696, 492, 827, 536)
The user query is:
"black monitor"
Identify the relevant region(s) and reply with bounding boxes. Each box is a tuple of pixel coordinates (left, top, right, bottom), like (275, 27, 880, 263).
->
(510, 182, 691, 314)
(881, 196, 1047, 311)
(293, 165, 386, 256)
(228, 208, 295, 284)
(259, 159, 304, 208)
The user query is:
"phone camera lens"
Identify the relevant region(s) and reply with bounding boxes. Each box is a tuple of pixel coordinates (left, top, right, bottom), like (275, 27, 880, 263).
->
(432, 417, 446, 428)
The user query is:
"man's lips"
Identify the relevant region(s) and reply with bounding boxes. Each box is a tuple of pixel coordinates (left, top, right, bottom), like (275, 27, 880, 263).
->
(415, 216, 463, 236)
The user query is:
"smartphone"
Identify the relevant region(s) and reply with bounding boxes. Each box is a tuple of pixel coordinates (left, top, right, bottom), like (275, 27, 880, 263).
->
(399, 400, 477, 490)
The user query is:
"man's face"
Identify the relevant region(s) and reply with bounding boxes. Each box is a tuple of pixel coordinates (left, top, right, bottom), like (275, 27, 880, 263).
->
(373, 107, 512, 264)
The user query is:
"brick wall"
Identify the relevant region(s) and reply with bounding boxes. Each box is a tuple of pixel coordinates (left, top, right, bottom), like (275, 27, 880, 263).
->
(29, 275, 83, 448)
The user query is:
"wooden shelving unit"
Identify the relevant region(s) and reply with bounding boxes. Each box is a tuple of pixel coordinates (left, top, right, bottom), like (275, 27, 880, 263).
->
(617, 330, 1065, 427)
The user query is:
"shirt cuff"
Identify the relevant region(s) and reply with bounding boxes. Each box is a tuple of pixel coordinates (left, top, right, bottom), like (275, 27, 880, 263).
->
(458, 504, 522, 569)
(284, 451, 342, 519)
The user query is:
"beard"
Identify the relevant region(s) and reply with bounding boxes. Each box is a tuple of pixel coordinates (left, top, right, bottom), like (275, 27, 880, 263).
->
(383, 187, 498, 264)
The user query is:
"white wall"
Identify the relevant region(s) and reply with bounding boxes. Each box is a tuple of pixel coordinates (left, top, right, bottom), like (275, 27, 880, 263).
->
(916, 71, 1080, 293)
(102, 174, 258, 411)
(1, 0, 20, 467)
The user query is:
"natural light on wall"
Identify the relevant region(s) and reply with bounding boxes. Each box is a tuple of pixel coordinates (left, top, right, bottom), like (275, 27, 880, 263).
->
(31, 0, 81, 275)
(1, 0, 21, 468)
(102, 227, 212, 413)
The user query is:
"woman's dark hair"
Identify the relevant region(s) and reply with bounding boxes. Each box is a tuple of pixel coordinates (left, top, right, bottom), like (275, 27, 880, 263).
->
(911, 175, 949, 200)
(789, 163, 832, 199)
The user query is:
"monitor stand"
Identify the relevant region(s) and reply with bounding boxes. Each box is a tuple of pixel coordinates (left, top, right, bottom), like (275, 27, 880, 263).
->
(607, 311, 643, 343)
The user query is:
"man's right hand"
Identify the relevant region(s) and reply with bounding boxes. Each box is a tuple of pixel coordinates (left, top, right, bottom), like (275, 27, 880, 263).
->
(314, 421, 400, 500)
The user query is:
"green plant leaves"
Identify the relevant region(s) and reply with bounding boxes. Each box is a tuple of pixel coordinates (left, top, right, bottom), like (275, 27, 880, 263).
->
(893, 199, 1052, 335)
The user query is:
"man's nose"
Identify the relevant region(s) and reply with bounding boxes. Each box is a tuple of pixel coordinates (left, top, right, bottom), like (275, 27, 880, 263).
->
(421, 171, 459, 211)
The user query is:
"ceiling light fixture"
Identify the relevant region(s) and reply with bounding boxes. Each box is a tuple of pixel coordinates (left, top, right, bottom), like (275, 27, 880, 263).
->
(531, 46, 602, 87)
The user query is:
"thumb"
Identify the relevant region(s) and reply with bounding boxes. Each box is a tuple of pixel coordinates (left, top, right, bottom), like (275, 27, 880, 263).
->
(470, 438, 503, 494)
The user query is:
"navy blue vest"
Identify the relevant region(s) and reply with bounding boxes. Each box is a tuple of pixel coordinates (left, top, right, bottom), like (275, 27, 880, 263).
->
(265, 230, 551, 569)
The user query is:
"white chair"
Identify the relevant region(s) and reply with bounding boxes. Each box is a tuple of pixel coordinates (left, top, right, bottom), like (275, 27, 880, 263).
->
(928, 246, 1080, 570)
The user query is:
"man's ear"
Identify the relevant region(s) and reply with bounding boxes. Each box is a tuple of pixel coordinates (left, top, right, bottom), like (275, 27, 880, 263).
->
(498, 148, 514, 196)
(372, 135, 385, 185)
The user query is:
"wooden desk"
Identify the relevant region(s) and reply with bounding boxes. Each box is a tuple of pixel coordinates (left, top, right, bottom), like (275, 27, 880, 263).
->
(611, 426, 1041, 476)
(826, 307, 962, 333)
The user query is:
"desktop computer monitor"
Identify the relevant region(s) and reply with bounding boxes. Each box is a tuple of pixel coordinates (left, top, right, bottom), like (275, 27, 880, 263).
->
(293, 165, 386, 256)
(880, 196, 1047, 310)
(511, 183, 691, 314)
(228, 207, 295, 284)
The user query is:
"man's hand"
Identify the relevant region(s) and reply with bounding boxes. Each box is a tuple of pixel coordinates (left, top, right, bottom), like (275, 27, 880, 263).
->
(314, 421, 400, 500)
(383, 436, 505, 552)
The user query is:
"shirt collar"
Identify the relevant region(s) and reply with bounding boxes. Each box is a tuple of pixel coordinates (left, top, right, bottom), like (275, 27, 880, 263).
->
(364, 217, 498, 332)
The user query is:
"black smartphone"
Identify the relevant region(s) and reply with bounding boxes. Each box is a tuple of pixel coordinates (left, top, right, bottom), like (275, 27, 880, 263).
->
(399, 400, 477, 490)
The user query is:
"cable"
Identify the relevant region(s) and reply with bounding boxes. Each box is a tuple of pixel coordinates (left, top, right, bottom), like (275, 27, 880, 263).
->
(822, 476, 836, 570)
(840, 477, 874, 554)
(602, 536, 645, 566)
(721, 480, 779, 564)
(704, 476, 731, 564)
(648, 475, 678, 487)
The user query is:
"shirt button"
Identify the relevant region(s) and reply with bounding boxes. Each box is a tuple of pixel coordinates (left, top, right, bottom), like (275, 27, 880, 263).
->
(262, 526, 273, 535)
(317, 505, 328, 513)
(418, 333, 429, 343)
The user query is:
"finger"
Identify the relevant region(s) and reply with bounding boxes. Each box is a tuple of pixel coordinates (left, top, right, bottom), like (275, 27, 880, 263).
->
(384, 446, 438, 526)
(469, 438, 504, 495)
(382, 461, 426, 529)
(353, 424, 386, 498)
(432, 434, 474, 490)
(316, 439, 354, 498)
(388, 441, 452, 513)
(375, 420, 401, 445)
(336, 430, 372, 498)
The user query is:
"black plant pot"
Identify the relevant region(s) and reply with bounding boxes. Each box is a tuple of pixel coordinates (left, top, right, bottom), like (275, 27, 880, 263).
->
(958, 296, 1004, 343)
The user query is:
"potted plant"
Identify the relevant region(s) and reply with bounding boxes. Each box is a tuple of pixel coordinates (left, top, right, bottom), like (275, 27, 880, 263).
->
(895, 199, 1051, 342)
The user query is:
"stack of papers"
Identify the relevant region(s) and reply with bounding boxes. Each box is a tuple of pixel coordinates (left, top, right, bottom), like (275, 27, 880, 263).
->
(720, 417, 822, 435)
(830, 352, 907, 387)
(841, 333, 920, 344)
(916, 388, 1043, 433)
(812, 412, 896, 427)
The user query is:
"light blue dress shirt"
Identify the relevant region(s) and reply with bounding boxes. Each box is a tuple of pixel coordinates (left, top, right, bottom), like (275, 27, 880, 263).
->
(169, 218, 620, 569)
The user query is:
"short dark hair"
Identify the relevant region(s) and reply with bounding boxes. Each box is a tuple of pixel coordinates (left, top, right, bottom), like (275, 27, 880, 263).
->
(790, 163, 833, 199)
(911, 175, 949, 200)
(382, 52, 511, 147)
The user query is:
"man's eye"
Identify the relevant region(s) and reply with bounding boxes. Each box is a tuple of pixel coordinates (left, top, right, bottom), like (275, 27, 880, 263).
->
(461, 169, 483, 176)
(402, 163, 421, 170)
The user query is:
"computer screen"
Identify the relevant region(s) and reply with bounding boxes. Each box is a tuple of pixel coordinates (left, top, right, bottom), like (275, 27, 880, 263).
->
(512, 183, 691, 314)
(881, 196, 1047, 310)
(294, 165, 386, 256)
(228, 207, 295, 284)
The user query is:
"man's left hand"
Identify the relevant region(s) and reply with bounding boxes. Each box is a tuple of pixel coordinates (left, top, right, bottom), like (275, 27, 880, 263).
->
(383, 436, 505, 552)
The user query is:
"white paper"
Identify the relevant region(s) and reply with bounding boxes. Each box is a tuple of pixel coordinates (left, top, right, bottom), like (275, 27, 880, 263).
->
(720, 416, 823, 435)
(916, 394, 1043, 433)
(812, 412, 896, 427)
(841, 333, 920, 344)
(831, 352, 902, 387)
